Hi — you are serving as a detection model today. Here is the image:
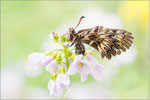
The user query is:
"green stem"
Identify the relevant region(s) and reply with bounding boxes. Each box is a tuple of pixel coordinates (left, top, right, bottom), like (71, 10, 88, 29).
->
(58, 41, 65, 48)
(57, 39, 69, 69)
(54, 63, 57, 73)
(64, 47, 69, 70)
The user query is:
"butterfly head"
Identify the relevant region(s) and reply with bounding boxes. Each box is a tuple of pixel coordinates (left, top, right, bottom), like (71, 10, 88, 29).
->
(68, 28, 76, 41)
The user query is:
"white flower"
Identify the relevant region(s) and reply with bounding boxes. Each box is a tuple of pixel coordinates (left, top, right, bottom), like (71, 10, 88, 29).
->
(45, 60, 60, 73)
(48, 79, 63, 97)
(56, 74, 70, 89)
(48, 73, 70, 97)
(68, 55, 90, 82)
(86, 53, 104, 80)
(28, 53, 53, 69)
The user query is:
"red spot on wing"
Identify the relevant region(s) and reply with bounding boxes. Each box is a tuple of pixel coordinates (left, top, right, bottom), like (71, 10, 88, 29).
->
(105, 36, 109, 38)
(94, 26, 99, 32)
(104, 47, 107, 50)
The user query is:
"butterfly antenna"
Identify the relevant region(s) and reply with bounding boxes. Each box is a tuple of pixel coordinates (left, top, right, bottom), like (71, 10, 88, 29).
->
(74, 16, 85, 29)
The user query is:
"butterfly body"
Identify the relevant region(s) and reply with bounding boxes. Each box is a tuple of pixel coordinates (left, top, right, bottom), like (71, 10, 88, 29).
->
(68, 16, 134, 60)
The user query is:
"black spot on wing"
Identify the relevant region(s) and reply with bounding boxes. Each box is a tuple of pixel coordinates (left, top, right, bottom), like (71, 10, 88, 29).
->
(91, 42, 98, 50)
(81, 40, 91, 44)
(88, 35, 98, 40)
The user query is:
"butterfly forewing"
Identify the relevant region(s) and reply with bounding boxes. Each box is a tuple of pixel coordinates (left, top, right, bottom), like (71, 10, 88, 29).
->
(78, 26, 134, 59)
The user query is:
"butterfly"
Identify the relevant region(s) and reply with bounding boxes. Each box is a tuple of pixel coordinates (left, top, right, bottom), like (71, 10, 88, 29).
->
(67, 16, 134, 60)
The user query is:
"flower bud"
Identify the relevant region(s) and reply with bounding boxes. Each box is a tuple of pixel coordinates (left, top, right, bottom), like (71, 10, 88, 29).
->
(44, 51, 51, 56)
(67, 51, 72, 57)
(52, 32, 56, 36)
(58, 66, 65, 74)
(56, 55, 62, 64)
(50, 52, 57, 59)
(52, 73, 58, 81)
(65, 34, 70, 39)
(64, 34, 70, 42)
(60, 35, 66, 43)
(64, 42, 69, 47)
(71, 54, 77, 60)
(50, 32, 59, 42)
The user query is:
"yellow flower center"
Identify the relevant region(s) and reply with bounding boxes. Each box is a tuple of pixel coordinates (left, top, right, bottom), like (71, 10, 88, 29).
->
(89, 52, 93, 55)
(78, 62, 84, 68)
(91, 65, 94, 68)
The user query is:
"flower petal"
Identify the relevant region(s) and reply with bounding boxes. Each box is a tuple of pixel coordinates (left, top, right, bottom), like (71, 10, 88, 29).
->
(28, 53, 44, 64)
(48, 80, 55, 96)
(78, 60, 90, 75)
(40, 56, 53, 66)
(81, 74, 88, 82)
(46, 61, 56, 73)
(64, 87, 72, 97)
(72, 54, 83, 65)
(53, 84, 63, 97)
(56, 74, 70, 89)
(86, 53, 98, 65)
(55, 88, 63, 97)
(90, 64, 104, 80)
(48, 79, 64, 97)
(67, 63, 78, 75)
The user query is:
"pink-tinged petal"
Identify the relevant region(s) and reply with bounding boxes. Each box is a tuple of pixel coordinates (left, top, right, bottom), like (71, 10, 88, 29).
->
(67, 63, 78, 75)
(86, 53, 98, 65)
(72, 54, 83, 65)
(55, 88, 63, 97)
(48, 79, 63, 97)
(81, 74, 88, 82)
(64, 87, 72, 97)
(46, 61, 55, 73)
(67, 54, 83, 74)
(28, 53, 44, 64)
(55, 65, 61, 73)
(46, 61, 60, 73)
(78, 60, 90, 75)
(53, 84, 63, 97)
(46, 61, 61, 73)
(40, 56, 53, 66)
(90, 64, 104, 80)
(28, 53, 53, 69)
(48, 80, 55, 96)
(56, 74, 70, 89)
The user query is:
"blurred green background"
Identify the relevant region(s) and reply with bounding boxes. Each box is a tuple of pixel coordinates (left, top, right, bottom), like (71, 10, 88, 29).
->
(1, 1, 149, 99)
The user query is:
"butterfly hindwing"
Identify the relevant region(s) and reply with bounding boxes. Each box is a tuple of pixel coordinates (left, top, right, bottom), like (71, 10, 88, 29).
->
(75, 42, 85, 55)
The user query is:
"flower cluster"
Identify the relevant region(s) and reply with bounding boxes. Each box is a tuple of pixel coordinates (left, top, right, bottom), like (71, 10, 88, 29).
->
(28, 32, 104, 97)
